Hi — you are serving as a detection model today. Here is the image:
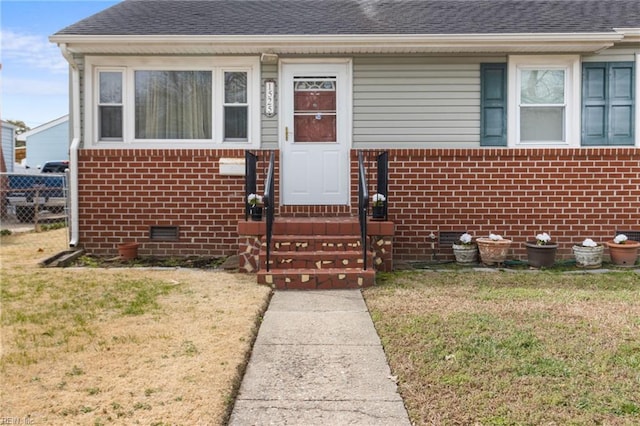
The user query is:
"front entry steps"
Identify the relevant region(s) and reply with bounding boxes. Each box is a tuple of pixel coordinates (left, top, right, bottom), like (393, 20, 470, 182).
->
(257, 218, 375, 290)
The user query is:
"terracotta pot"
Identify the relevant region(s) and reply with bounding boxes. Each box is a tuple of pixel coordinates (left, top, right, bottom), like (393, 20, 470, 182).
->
(476, 238, 512, 266)
(118, 242, 139, 260)
(572, 245, 604, 269)
(452, 244, 478, 264)
(525, 241, 558, 268)
(605, 240, 640, 267)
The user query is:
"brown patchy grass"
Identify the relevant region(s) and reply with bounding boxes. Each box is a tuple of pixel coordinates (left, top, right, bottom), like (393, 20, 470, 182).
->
(1, 228, 271, 425)
(364, 270, 640, 426)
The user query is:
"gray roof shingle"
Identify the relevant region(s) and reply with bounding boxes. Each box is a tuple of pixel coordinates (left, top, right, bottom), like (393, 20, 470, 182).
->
(54, 0, 640, 37)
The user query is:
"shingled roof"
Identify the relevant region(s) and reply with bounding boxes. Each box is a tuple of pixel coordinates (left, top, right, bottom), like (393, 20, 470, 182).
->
(55, 0, 640, 37)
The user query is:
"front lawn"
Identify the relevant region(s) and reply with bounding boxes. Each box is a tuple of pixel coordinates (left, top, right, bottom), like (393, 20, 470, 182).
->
(1, 228, 271, 425)
(364, 271, 640, 425)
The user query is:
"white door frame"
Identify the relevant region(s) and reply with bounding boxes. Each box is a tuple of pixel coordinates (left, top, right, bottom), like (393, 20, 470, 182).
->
(278, 58, 353, 205)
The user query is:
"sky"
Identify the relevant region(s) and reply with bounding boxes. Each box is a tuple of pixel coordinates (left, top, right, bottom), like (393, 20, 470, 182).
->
(1, 0, 120, 129)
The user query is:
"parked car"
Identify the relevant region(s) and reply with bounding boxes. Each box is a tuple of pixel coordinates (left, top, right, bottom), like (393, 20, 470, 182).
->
(40, 161, 69, 173)
(4, 163, 68, 222)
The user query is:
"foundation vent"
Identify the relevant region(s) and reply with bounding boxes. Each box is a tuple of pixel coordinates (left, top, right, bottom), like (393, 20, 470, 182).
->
(150, 226, 179, 241)
(616, 230, 640, 242)
(438, 231, 466, 249)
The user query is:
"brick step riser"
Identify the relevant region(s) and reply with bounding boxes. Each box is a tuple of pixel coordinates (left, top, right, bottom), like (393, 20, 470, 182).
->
(262, 252, 372, 270)
(257, 270, 376, 290)
(269, 238, 362, 252)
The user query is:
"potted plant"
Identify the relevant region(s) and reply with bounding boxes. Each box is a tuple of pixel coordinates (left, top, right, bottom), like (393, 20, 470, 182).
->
(476, 233, 512, 266)
(118, 241, 139, 260)
(371, 193, 386, 220)
(452, 232, 478, 264)
(605, 234, 640, 267)
(572, 238, 604, 269)
(525, 232, 558, 268)
(247, 193, 263, 221)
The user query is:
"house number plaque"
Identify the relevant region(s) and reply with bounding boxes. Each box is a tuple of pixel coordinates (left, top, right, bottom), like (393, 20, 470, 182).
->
(264, 79, 276, 117)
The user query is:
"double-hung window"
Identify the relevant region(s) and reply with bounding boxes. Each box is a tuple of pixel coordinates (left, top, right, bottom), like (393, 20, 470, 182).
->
(98, 70, 124, 140)
(508, 56, 581, 147)
(89, 57, 260, 148)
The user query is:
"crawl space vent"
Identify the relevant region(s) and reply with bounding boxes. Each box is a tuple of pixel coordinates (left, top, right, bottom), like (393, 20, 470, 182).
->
(616, 230, 640, 242)
(150, 226, 179, 241)
(438, 231, 466, 248)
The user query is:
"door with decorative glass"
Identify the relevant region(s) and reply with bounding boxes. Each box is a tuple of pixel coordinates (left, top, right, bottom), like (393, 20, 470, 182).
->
(280, 61, 351, 205)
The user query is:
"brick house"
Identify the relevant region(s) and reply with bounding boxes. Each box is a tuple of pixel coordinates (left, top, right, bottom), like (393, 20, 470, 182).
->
(51, 0, 640, 287)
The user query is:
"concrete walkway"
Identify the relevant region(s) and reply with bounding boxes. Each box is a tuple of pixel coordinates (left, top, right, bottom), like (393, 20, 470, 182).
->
(228, 290, 411, 425)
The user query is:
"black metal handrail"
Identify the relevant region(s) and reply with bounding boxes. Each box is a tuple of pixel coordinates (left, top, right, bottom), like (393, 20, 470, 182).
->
(358, 151, 369, 270)
(263, 151, 275, 272)
(244, 151, 258, 221)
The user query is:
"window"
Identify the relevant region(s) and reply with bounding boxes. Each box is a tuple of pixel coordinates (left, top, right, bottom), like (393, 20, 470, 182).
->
(98, 71, 123, 140)
(520, 69, 566, 142)
(582, 62, 635, 146)
(135, 71, 212, 139)
(223, 71, 248, 141)
(88, 57, 260, 148)
(508, 56, 580, 147)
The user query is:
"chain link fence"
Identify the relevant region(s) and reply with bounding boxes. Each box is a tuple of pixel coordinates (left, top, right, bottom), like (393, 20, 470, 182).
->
(0, 172, 70, 249)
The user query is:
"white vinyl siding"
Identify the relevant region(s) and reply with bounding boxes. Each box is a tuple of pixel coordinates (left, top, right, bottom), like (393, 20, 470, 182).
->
(352, 56, 504, 148)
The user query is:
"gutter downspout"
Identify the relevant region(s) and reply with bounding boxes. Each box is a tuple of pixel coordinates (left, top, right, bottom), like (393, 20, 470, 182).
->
(59, 43, 81, 247)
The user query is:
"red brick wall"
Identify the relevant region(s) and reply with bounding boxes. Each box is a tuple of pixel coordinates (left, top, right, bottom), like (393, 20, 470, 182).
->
(374, 148, 640, 261)
(78, 148, 640, 262)
(78, 149, 248, 257)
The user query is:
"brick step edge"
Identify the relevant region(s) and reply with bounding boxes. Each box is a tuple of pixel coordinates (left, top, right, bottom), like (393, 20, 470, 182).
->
(257, 268, 376, 290)
(269, 235, 363, 252)
(261, 250, 374, 270)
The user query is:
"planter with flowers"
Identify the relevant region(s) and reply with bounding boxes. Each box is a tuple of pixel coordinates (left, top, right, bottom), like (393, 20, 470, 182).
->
(572, 238, 604, 269)
(605, 234, 640, 267)
(247, 193, 263, 221)
(525, 232, 558, 268)
(452, 232, 478, 264)
(476, 233, 512, 266)
(371, 193, 386, 220)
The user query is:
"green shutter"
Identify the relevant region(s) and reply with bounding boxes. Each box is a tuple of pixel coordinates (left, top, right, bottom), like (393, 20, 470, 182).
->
(480, 63, 507, 146)
(582, 62, 634, 146)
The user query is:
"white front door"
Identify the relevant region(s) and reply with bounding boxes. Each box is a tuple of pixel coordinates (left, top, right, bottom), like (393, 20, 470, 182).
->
(280, 60, 352, 205)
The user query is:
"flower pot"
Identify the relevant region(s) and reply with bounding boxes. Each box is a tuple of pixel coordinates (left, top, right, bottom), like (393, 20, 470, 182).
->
(572, 244, 604, 269)
(605, 240, 640, 267)
(372, 205, 385, 220)
(118, 242, 139, 260)
(452, 244, 478, 264)
(525, 241, 558, 268)
(250, 206, 263, 221)
(476, 238, 512, 266)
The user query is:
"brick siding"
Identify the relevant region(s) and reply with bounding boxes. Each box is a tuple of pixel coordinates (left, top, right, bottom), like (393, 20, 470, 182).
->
(77, 148, 640, 263)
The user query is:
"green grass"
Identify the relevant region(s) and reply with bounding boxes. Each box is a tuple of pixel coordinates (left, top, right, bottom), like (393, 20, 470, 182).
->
(1, 271, 178, 367)
(365, 270, 640, 425)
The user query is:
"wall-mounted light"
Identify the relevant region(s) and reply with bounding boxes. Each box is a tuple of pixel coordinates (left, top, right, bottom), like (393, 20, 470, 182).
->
(260, 53, 279, 64)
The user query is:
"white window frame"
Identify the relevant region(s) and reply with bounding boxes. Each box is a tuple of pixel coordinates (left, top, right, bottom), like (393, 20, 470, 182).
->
(96, 68, 125, 141)
(85, 56, 261, 149)
(508, 55, 581, 148)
